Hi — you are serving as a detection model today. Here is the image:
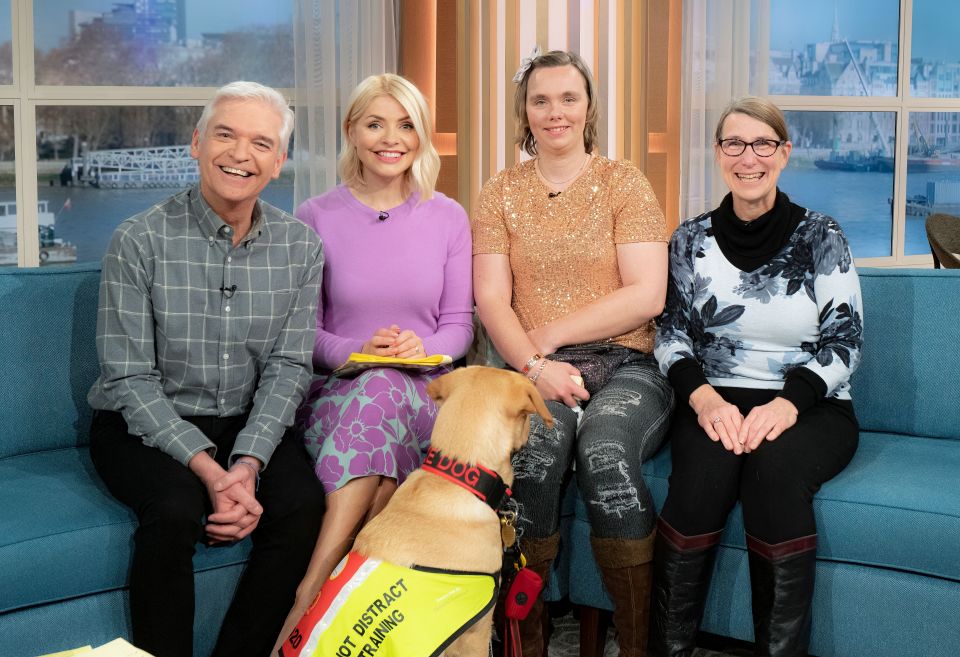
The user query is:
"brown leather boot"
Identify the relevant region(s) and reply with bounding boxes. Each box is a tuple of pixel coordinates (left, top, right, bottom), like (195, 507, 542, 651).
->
(592, 533, 657, 657)
(497, 533, 559, 657)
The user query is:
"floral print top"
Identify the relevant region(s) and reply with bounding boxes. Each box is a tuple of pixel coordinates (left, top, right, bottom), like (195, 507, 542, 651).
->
(654, 208, 863, 399)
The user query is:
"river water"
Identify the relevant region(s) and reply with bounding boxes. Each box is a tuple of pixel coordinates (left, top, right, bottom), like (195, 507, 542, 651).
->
(1, 183, 295, 265)
(779, 166, 947, 258)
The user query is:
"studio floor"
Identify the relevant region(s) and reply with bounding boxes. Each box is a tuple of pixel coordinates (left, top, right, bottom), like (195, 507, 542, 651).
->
(546, 611, 744, 657)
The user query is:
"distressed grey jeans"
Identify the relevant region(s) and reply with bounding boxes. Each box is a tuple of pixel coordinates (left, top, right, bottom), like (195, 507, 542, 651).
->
(512, 353, 674, 540)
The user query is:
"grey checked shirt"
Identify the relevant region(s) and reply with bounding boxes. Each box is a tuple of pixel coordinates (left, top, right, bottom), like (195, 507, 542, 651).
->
(88, 186, 324, 467)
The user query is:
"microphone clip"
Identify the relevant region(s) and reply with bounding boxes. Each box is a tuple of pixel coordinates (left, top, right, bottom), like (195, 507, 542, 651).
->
(378, 211, 390, 222)
(220, 285, 237, 299)
(547, 191, 561, 198)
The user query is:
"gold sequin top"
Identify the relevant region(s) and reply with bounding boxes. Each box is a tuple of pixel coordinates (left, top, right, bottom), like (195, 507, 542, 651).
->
(472, 156, 667, 353)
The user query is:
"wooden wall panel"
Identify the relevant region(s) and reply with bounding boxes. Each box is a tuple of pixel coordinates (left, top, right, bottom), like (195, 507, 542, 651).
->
(399, 0, 681, 227)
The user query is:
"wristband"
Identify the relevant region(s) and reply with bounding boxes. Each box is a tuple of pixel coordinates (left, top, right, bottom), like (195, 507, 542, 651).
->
(521, 353, 544, 375)
(235, 459, 261, 491)
(528, 358, 549, 384)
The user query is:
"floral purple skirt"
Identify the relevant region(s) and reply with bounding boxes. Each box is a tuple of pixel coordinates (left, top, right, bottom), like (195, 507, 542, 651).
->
(298, 366, 451, 494)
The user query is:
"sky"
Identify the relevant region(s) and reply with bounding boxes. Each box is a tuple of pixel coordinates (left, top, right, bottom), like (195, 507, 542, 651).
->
(0, 0, 292, 50)
(1, 0, 958, 62)
(768, 0, 959, 62)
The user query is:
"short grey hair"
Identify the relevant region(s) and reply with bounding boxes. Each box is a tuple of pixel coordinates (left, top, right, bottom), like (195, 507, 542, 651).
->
(715, 96, 790, 144)
(196, 81, 294, 153)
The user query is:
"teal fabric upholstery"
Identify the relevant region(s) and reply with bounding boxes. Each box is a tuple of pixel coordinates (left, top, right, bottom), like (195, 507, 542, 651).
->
(0, 265, 100, 457)
(565, 268, 960, 657)
(0, 265, 252, 657)
(851, 268, 960, 439)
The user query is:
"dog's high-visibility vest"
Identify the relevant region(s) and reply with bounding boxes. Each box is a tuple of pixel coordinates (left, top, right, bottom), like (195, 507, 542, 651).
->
(280, 551, 498, 657)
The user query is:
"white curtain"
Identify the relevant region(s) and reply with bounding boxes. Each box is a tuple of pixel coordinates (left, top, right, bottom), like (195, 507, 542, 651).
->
(292, 0, 399, 210)
(680, 0, 758, 220)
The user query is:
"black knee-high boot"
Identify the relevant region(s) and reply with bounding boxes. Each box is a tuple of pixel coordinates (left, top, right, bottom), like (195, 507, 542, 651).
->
(747, 534, 817, 657)
(648, 519, 723, 657)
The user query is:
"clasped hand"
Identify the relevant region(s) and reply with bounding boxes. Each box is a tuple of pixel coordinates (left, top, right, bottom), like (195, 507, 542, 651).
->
(204, 460, 263, 543)
(362, 324, 424, 359)
(691, 385, 797, 455)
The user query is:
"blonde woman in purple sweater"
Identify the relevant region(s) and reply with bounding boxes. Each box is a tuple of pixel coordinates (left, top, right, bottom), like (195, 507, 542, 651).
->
(273, 74, 473, 650)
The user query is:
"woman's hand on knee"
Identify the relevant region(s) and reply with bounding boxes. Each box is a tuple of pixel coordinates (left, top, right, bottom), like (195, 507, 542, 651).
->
(738, 398, 798, 452)
(690, 384, 744, 454)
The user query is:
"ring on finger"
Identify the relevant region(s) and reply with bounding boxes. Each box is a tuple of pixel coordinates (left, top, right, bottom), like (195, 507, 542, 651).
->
(712, 416, 722, 425)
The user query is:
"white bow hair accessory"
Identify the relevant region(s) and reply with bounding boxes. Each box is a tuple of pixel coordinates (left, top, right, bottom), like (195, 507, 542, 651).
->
(512, 45, 543, 83)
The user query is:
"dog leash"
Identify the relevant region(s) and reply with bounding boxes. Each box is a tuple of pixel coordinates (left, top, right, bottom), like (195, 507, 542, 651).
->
(421, 447, 543, 657)
(500, 538, 543, 657)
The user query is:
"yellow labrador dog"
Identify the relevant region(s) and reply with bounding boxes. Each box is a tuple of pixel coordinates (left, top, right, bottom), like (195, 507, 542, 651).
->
(279, 366, 552, 657)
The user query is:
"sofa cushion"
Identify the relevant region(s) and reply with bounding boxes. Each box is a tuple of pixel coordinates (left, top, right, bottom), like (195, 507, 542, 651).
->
(853, 268, 960, 440)
(0, 265, 102, 458)
(0, 447, 250, 613)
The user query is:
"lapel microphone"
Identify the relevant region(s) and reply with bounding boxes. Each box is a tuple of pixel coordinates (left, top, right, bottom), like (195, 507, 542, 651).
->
(219, 285, 237, 298)
(378, 211, 390, 222)
(547, 191, 561, 198)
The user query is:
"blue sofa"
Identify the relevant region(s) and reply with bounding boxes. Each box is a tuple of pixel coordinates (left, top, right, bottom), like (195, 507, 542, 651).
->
(567, 267, 960, 657)
(0, 264, 251, 657)
(3, 265, 958, 657)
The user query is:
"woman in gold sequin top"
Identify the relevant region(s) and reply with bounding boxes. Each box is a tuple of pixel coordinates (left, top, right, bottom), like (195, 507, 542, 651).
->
(472, 48, 674, 656)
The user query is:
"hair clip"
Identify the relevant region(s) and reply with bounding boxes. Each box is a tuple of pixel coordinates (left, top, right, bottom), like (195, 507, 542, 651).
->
(512, 45, 543, 83)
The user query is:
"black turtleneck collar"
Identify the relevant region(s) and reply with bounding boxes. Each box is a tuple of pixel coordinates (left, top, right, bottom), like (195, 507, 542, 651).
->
(711, 190, 806, 272)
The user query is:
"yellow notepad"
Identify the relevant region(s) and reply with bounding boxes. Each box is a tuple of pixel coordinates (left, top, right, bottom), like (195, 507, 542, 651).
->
(88, 639, 154, 656)
(37, 639, 155, 657)
(332, 352, 453, 377)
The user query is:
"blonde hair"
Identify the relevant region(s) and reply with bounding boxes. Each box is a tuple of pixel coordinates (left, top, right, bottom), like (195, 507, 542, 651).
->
(338, 74, 440, 200)
(513, 49, 599, 156)
(715, 96, 790, 143)
(197, 81, 294, 154)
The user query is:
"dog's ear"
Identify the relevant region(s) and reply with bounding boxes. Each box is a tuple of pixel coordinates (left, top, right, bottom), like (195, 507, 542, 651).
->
(428, 368, 466, 406)
(514, 376, 554, 428)
(426, 373, 450, 406)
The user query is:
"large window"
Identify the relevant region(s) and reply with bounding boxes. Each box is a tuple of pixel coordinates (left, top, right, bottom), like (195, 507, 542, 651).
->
(688, 0, 960, 265)
(2, 0, 294, 268)
(33, 0, 293, 87)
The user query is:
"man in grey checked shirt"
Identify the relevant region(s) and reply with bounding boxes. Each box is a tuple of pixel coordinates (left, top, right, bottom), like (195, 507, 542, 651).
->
(87, 81, 325, 657)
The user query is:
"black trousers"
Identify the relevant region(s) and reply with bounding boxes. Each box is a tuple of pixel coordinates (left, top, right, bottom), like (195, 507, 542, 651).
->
(90, 410, 324, 657)
(659, 387, 858, 545)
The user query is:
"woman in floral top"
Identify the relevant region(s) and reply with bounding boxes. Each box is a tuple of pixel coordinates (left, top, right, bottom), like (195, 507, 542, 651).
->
(652, 96, 862, 657)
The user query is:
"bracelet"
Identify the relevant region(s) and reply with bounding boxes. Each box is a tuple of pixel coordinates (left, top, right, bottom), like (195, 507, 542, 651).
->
(521, 353, 544, 375)
(528, 358, 549, 384)
(234, 459, 261, 491)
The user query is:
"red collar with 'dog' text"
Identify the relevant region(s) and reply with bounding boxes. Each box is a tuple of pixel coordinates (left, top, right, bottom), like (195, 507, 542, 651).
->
(421, 447, 512, 512)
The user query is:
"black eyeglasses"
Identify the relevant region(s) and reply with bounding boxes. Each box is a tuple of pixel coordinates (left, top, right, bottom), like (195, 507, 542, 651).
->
(718, 138, 786, 157)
